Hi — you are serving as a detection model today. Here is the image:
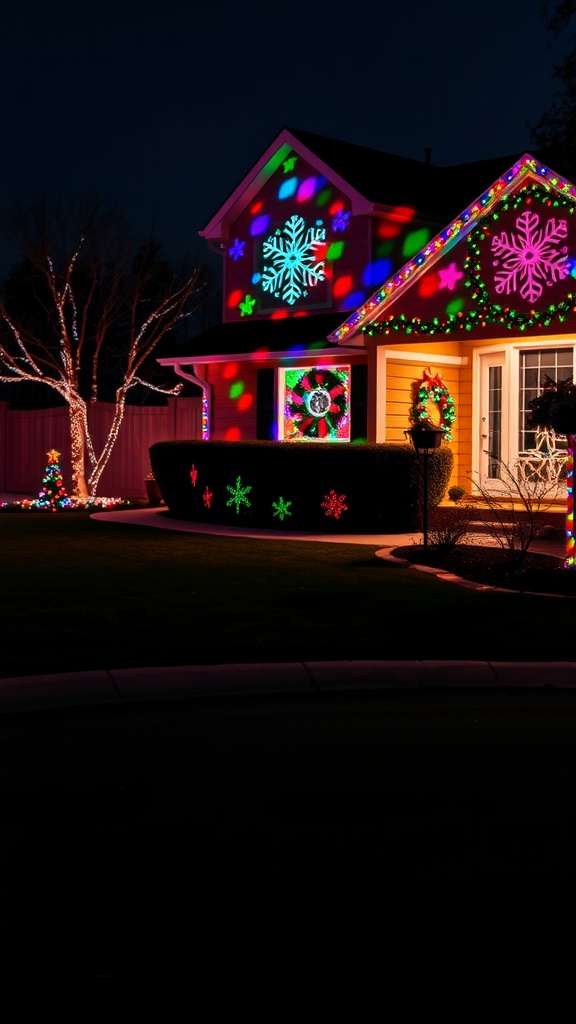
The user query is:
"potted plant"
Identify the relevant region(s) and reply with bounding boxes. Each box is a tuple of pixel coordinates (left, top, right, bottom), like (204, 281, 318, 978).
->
(448, 485, 466, 502)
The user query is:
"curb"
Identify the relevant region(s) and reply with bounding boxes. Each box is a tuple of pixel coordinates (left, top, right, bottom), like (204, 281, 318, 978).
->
(0, 660, 574, 714)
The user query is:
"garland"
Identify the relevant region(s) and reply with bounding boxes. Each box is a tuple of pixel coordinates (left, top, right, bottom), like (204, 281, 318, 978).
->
(412, 368, 456, 440)
(364, 183, 576, 337)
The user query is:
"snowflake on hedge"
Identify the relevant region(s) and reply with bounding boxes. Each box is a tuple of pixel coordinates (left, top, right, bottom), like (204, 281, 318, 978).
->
(261, 214, 326, 306)
(321, 489, 348, 519)
(411, 367, 456, 441)
(284, 367, 349, 440)
(226, 475, 252, 514)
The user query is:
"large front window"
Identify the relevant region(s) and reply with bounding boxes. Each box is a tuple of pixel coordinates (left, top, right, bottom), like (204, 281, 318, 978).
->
(519, 348, 574, 452)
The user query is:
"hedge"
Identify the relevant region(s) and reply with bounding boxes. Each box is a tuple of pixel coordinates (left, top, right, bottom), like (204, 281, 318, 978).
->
(149, 440, 454, 534)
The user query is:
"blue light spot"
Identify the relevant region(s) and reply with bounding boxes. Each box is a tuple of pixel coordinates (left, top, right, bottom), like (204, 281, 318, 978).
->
(250, 214, 270, 236)
(362, 259, 392, 288)
(252, 272, 261, 285)
(278, 177, 298, 200)
(339, 290, 366, 310)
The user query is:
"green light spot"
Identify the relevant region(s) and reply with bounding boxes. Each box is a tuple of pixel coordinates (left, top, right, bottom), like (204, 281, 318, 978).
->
(445, 298, 464, 314)
(402, 228, 431, 258)
(229, 381, 244, 399)
(326, 241, 344, 260)
(316, 189, 332, 206)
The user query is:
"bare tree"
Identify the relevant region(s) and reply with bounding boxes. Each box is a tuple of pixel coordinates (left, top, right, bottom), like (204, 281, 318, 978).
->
(0, 197, 210, 497)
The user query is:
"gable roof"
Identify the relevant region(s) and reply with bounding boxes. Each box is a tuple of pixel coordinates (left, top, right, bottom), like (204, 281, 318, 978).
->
(327, 152, 576, 345)
(199, 126, 525, 243)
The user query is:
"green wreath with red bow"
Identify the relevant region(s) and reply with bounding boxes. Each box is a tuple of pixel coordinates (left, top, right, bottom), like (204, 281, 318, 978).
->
(412, 368, 456, 441)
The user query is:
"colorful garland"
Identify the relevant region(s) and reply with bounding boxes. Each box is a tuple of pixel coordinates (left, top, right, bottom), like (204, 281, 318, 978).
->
(412, 368, 456, 441)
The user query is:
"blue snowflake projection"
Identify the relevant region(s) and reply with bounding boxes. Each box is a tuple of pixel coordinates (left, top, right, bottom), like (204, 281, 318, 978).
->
(332, 210, 350, 232)
(239, 294, 256, 316)
(261, 214, 326, 306)
(229, 238, 245, 261)
(491, 209, 569, 304)
(272, 496, 292, 522)
(226, 475, 252, 514)
(321, 490, 348, 520)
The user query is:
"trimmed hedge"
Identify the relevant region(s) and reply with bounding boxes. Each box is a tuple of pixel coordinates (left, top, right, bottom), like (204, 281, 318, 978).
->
(149, 440, 454, 533)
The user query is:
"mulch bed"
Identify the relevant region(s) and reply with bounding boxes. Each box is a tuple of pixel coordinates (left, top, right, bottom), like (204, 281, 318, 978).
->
(391, 544, 576, 595)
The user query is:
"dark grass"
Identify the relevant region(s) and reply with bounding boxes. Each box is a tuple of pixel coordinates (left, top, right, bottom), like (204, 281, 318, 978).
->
(1, 509, 576, 678)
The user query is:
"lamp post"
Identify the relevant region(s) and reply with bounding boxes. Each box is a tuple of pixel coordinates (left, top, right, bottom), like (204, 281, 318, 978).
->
(405, 427, 444, 552)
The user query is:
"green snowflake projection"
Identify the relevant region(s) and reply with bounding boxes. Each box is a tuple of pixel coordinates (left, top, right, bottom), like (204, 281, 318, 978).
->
(226, 475, 252, 514)
(272, 496, 292, 522)
(261, 214, 326, 306)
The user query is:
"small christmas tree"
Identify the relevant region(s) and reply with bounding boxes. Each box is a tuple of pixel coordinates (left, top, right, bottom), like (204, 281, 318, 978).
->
(37, 449, 73, 509)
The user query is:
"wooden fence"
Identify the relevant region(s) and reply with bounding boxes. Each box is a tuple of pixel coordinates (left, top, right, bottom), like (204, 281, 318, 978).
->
(0, 398, 202, 498)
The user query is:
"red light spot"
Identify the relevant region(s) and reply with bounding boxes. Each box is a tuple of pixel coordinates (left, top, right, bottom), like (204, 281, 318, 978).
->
(334, 275, 352, 298)
(271, 310, 289, 319)
(250, 201, 263, 214)
(228, 289, 243, 307)
(329, 201, 344, 215)
(418, 274, 438, 298)
(377, 222, 401, 239)
(237, 393, 253, 412)
(222, 362, 239, 379)
(225, 427, 241, 440)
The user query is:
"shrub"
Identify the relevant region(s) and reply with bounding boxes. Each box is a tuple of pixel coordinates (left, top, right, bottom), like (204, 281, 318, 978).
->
(448, 485, 466, 502)
(149, 439, 454, 534)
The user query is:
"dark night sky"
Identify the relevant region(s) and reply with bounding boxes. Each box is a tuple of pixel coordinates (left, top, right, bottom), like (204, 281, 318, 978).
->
(0, 0, 565, 279)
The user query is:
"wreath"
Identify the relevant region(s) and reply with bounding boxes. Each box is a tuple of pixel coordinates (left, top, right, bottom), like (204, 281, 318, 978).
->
(285, 367, 349, 440)
(412, 368, 456, 440)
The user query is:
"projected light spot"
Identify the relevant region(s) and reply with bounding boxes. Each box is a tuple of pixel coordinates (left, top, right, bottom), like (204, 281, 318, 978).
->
(327, 241, 344, 260)
(229, 381, 244, 399)
(297, 177, 317, 202)
(237, 393, 253, 411)
(250, 214, 270, 236)
(228, 289, 243, 308)
(403, 228, 431, 257)
(223, 362, 240, 380)
(363, 259, 392, 288)
(334, 275, 353, 298)
(316, 188, 331, 206)
(418, 274, 438, 298)
(225, 427, 241, 440)
(446, 298, 464, 314)
(278, 177, 297, 200)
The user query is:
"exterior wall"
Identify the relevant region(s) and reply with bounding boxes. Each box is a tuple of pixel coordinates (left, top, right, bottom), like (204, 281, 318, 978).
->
(202, 355, 367, 443)
(1, 398, 202, 498)
(221, 148, 442, 326)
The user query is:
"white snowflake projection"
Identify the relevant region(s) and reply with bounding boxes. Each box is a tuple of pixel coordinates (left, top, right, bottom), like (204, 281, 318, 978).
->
(261, 214, 326, 306)
(491, 209, 570, 304)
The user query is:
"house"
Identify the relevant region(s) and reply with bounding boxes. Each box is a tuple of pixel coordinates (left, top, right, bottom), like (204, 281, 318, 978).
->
(159, 127, 575, 498)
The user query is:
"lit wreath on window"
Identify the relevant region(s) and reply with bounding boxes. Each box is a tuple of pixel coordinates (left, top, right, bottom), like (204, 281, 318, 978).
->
(412, 368, 456, 441)
(285, 367, 349, 440)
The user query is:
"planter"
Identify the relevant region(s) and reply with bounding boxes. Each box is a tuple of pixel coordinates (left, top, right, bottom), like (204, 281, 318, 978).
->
(406, 428, 444, 450)
(145, 478, 164, 507)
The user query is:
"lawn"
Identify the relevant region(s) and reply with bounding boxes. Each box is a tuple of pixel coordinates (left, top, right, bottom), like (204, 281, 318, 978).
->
(1, 508, 576, 678)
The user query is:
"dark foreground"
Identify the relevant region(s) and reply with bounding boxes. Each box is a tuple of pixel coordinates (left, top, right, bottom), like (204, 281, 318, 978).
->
(0, 686, 573, 984)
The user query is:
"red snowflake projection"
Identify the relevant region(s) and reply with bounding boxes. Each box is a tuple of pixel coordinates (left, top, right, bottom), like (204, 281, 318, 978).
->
(202, 486, 213, 509)
(190, 464, 198, 486)
(321, 489, 348, 519)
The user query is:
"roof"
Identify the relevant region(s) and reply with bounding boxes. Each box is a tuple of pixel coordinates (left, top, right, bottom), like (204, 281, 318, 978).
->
(199, 124, 549, 242)
(159, 312, 358, 365)
(328, 152, 576, 344)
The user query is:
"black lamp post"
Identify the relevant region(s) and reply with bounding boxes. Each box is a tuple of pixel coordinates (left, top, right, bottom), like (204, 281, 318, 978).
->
(405, 427, 444, 551)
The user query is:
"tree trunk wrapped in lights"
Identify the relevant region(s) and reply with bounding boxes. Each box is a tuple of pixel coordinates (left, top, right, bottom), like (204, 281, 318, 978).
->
(0, 198, 210, 498)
